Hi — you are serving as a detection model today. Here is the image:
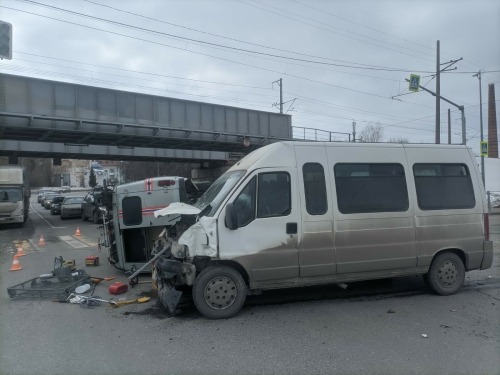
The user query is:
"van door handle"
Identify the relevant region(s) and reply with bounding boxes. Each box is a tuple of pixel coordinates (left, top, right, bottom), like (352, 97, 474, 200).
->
(286, 222, 297, 234)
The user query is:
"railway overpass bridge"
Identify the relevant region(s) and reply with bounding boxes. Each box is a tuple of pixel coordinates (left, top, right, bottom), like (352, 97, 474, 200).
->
(0, 73, 302, 163)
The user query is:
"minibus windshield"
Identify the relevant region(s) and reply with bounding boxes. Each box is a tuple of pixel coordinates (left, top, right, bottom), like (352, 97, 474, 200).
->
(194, 170, 246, 216)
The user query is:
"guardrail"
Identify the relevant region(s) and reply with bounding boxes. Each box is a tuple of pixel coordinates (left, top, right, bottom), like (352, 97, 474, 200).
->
(292, 126, 351, 142)
(487, 191, 500, 214)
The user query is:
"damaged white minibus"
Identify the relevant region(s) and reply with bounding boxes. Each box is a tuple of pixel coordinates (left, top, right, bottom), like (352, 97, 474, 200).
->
(153, 141, 493, 319)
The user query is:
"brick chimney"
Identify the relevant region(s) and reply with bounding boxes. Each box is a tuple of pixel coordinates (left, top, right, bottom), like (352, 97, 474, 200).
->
(488, 84, 498, 158)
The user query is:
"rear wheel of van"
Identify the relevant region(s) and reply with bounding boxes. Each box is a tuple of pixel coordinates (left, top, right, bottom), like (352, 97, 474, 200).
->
(192, 266, 247, 319)
(426, 252, 465, 296)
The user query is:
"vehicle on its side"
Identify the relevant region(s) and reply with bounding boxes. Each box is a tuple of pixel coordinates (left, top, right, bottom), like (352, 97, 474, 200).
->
(40, 192, 57, 207)
(81, 191, 105, 224)
(44, 194, 63, 209)
(58, 186, 71, 194)
(0, 166, 30, 226)
(49, 196, 65, 214)
(150, 141, 493, 319)
(37, 189, 52, 203)
(98, 177, 204, 273)
(60, 196, 85, 219)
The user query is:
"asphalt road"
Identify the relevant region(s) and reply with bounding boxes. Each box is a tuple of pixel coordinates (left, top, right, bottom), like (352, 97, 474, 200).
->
(0, 198, 499, 375)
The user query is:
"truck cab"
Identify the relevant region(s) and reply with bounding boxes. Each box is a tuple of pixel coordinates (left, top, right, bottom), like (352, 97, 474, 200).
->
(0, 166, 30, 226)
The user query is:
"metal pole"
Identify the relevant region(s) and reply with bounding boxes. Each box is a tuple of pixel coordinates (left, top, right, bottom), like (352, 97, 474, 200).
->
(352, 120, 356, 142)
(487, 191, 491, 212)
(436, 40, 440, 144)
(279, 78, 283, 114)
(461, 107, 466, 145)
(448, 109, 451, 144)
(474, 71, 485, 186)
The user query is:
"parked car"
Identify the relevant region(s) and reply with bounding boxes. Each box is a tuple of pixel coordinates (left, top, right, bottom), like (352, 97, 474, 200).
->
(40, 192, 57, 207)
(58, 186, 71, 194)
(50, 196, 65, 215)
(81, 191, 105, 223)
(44, 195, 63, 209)
(60, 196, 85, 219)
(37, 189, 51, 203)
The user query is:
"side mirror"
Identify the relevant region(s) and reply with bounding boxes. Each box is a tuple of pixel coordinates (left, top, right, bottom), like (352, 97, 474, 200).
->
(225, 203, 238, 230)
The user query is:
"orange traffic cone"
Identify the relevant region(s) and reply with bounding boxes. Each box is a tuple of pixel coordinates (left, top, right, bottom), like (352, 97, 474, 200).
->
(10, 255, 22, 271)
(75, 227, 82, 236)
(16, 243, 27, 257)
(38, 235, 46, 246)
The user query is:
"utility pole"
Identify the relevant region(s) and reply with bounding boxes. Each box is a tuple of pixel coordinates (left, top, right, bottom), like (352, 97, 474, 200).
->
(448, 109, 451, 144)
(272, 78, 283, 114)
(436, 40, 440, 144)
(405, 78, 466, 145)
(473, 70, 485, 186)
(352, 120, 356, 142)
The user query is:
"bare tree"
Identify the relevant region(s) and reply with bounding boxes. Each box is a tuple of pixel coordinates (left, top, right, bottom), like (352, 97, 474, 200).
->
(359, 123, 384, 143)
(388, 136, 410, 144)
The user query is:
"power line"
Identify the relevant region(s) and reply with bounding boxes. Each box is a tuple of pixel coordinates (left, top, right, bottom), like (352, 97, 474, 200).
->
(12, 0, 439, 73)
(290, 0, 500, 81)
(2, 5, 428, 102)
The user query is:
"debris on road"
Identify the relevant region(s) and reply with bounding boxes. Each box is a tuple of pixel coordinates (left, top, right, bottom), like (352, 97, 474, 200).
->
(421, 334, 428, 338)
(85, 256, 100, 266)
(111, 297, 151, 308)
(440, 324, 452, 328)
(450, 309, 457, 312)
(387, 309, 396, 313)
(109, 281, 128, 295)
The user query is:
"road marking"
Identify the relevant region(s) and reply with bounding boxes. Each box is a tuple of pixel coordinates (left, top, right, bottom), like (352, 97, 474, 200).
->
(12, 240, 34, 253)
(74, 235, 98, 247)
(59, 236, 88, 249)
(30, 204, 56, 228)
(29, 239, 42, 252)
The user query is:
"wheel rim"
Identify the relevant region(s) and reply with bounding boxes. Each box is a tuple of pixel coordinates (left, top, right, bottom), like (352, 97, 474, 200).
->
(204, 276, 237, 310)
(438, 260, 459, 287)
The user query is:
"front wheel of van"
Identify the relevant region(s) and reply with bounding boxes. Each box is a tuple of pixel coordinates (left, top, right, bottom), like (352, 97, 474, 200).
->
(192, 266, 247, 319)
(426, 252, 465, 296)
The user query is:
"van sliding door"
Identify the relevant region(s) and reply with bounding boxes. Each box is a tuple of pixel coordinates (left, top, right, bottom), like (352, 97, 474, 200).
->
(295, 144, 336, 278)
(328, 146, 417, 274)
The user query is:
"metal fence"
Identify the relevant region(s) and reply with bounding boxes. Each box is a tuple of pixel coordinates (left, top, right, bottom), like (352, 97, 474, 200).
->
(487, 191, 500, 214)
(292, 126, 351, 142)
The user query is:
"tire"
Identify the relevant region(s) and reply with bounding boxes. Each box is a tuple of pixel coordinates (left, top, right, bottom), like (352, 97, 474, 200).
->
(93, 211, 99, 224)
(60, 214, 66, 220)
(192, 265, 247, 319)
(425, 252, 465, 296)
(82, 211, 88, 221)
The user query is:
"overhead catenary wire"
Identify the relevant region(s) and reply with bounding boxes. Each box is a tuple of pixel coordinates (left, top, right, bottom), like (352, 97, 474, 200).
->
(10, 0, 441, 73)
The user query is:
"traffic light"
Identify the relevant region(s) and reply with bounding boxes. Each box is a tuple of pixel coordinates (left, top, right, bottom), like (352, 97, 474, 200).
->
(0, 21, 12, 60)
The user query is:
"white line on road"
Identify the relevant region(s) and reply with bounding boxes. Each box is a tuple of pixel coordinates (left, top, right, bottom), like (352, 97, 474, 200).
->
(59, 236, 88, 249)
(30, 206, 55, 228)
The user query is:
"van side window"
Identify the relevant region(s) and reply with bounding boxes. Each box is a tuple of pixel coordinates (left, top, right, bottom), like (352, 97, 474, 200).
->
(257, 172, 291, 218)
(233, 177, 256, 227)
(303, 163, 328, 215)
(122, 196, 142, 226)
(413, 163, 475, 210)
(334, 163, 409, 214)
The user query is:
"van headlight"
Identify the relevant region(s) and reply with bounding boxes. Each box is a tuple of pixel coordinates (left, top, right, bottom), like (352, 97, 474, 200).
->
(12, 209, 23, 216)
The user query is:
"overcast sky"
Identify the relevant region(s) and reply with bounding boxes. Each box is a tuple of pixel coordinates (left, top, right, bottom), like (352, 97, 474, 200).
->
(1, 0, 499, 146)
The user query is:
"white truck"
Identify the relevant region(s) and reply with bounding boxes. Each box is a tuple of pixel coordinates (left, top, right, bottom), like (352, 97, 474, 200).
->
(0, 166, 30, 226)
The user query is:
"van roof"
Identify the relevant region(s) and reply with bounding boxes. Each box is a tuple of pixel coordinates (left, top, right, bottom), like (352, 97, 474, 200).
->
(228, 141, 470, 173)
